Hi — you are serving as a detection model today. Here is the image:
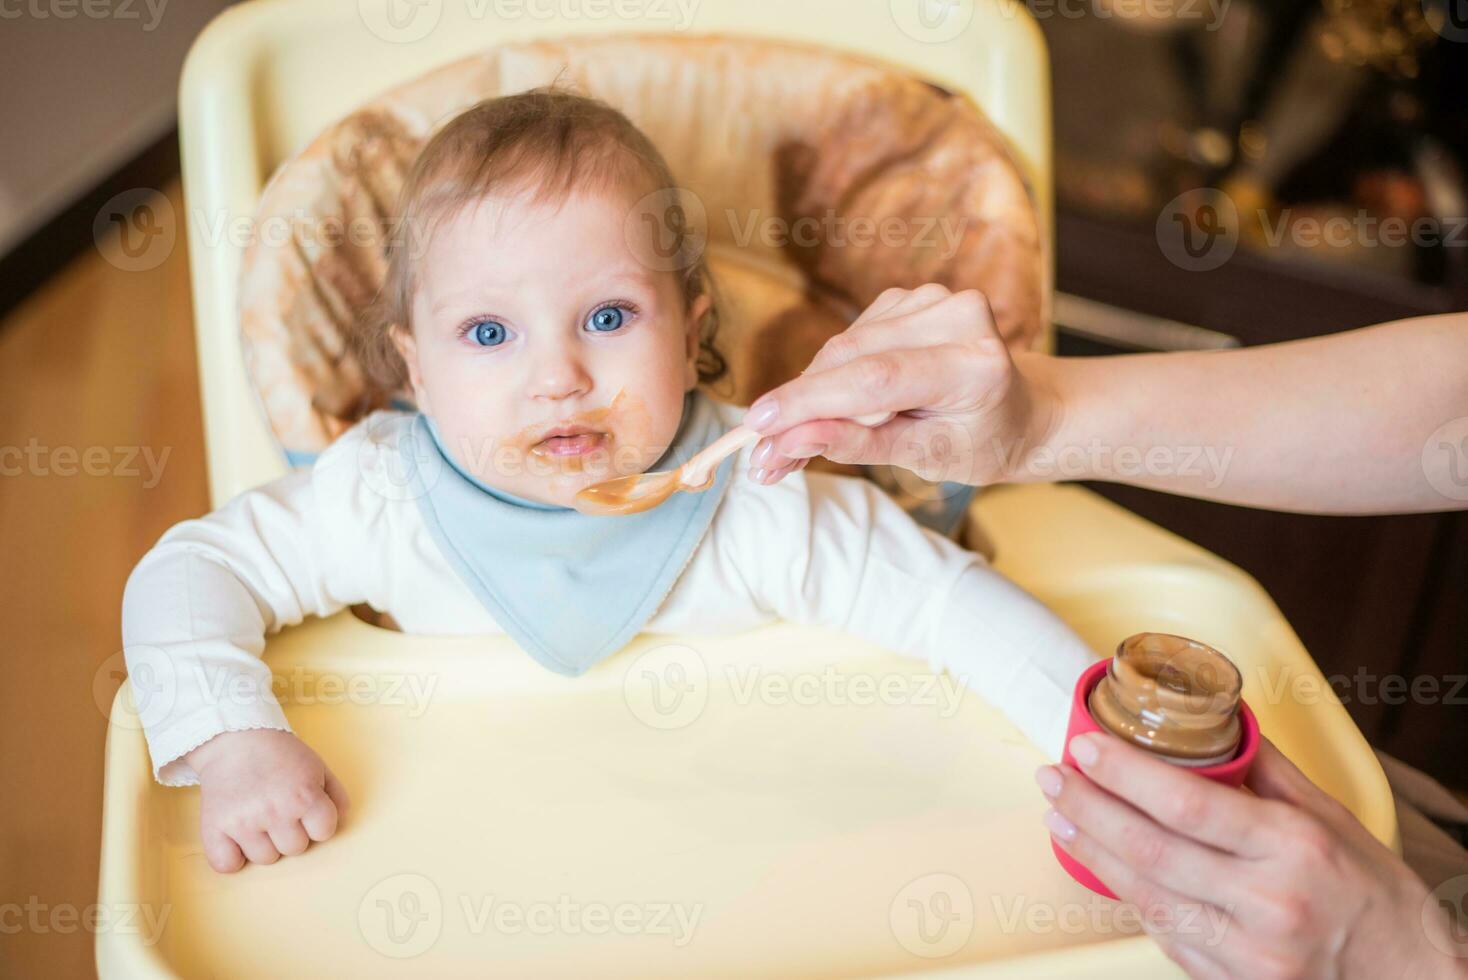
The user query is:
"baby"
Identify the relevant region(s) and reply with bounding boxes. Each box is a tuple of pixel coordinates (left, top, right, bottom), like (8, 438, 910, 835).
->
(121, 89, 1093, 874)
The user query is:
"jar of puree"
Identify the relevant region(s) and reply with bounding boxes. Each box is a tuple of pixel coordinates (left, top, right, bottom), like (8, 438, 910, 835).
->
(1054, 633, 1258, 898)
(1087, 632, 1244, 766)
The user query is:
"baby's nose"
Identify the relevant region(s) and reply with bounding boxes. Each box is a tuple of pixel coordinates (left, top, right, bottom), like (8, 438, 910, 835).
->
(525, 343, 593, 401)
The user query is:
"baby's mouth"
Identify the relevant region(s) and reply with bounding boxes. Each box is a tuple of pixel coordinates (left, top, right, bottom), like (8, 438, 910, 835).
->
(530, 428, 608, 458)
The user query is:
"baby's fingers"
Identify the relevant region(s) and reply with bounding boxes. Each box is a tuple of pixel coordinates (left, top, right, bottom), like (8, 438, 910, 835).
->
(301, 792, 341, 842)
(300, 767, 349, 842)
(235, 828, 281, 866)
(202, 824, 246, 874)
(324, 767, 350, 815)
(269, 819, 311, 857)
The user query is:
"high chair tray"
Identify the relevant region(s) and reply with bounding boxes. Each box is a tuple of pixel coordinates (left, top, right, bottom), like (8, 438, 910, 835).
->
(98, 484, 1396, 978)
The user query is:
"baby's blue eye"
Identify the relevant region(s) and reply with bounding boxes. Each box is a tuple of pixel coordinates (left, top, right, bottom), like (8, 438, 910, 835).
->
(586, 306, 626, 333)
(469, 320, 508, 347)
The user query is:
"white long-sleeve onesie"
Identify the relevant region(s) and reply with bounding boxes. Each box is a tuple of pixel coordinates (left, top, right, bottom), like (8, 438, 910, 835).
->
(121, 405, 1094, 786)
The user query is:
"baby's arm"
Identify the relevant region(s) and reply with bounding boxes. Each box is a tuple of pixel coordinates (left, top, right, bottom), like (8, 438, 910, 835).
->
(121, 444, 370, 871)
(729, 471, 1093, 758)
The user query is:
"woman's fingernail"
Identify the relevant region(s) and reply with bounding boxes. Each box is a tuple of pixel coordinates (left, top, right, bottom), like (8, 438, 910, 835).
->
(751, 440, 776, 467)
(1034, 765, 1063, 799)
(751, 467, 768, 483)
(1043, 807, 1078, 841)
(1070, 734, 1099, 768)
(745, 397, 779, 432)
(789, 443, 827, 459)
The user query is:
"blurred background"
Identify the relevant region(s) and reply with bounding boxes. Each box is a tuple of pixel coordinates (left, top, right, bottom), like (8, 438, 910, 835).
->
(1, 1, 1465, 976)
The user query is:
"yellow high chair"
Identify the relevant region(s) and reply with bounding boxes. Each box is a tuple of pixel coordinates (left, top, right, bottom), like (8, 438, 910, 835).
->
(99, 1, 1396, 976)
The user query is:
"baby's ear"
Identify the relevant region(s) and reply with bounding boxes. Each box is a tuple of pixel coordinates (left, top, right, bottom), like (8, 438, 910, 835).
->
(683, 293, 713, 389)
(389, 324, 432, 415)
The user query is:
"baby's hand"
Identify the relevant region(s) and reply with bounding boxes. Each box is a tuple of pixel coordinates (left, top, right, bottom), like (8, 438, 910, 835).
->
(183, 729, 350, 873)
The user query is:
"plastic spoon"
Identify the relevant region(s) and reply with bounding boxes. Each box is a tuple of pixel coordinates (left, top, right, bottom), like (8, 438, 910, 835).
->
(574, 411, 894, 515)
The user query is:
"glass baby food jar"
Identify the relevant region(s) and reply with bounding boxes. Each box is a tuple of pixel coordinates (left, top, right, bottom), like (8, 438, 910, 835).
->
(1051, 633, 1261, 899)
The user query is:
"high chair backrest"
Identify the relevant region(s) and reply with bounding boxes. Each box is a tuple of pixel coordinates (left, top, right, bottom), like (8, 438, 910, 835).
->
(181, 0, 1053, 507)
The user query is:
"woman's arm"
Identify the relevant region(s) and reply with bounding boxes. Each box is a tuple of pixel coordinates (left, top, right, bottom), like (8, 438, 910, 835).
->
(744, 286, 1468, 515)
(1022, 313, 1468, 514)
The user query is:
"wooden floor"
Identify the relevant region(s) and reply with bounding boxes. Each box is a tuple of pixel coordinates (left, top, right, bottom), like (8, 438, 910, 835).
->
(0, 178, 207, 979)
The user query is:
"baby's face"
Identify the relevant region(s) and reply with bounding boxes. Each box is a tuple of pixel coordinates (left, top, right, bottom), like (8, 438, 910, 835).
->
(396, 186, 710, 508)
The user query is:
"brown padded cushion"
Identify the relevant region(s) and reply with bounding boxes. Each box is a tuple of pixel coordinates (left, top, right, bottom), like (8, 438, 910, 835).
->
(238, 34, 1042, 455)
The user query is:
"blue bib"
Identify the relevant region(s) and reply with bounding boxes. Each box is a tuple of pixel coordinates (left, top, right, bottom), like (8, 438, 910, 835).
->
(407, 391, 734, 676)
